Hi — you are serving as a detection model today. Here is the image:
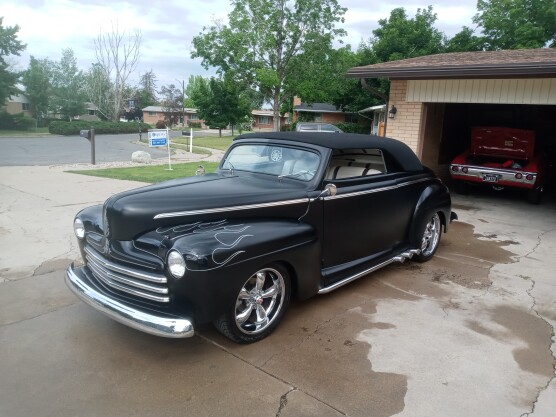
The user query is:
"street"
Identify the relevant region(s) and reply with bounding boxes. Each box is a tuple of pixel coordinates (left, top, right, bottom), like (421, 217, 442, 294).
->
(0, 133, 169, 166)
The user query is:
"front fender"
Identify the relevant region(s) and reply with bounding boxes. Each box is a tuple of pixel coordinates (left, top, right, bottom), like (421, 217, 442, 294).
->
(408, 182, 452, 249)
(167, 219, 316, 271)
(165, 219, 320, 323)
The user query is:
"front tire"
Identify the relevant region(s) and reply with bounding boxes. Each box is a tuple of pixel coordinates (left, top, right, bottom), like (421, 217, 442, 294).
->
(414, 213, 442, 263)
(214, 264, 291, 343)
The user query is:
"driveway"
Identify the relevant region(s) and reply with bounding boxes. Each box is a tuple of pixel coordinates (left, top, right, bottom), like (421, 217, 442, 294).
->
(0, 165, 555, 417)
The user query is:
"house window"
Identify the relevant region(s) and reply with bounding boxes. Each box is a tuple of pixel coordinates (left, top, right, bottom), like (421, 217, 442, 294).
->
(314, 113, 323, 122)
(148, 111, 156, 116)
(259, 116, 270, 125)
(22, 103, 30, 111)
(190, 114, 199, 120)
(88, 109, 96, 116)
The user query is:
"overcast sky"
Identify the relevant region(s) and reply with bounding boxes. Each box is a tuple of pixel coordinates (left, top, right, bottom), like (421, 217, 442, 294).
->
(3, 0, 479, 90)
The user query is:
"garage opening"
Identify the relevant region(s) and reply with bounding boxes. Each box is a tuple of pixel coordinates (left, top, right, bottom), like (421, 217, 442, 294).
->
(421, 103, 556, 198)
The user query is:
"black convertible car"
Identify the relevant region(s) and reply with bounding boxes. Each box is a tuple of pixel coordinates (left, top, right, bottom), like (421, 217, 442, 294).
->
(66, 132, 456, 343)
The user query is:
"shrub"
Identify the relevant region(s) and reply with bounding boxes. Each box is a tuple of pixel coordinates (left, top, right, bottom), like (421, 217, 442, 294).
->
(0, 111, 36, 130)
(280, 124, 292, 132)
(188, 121, 202, 128)
(334, 122, 371, 134)
(49, 120, 151, 135)
(155, 120, 166, 129)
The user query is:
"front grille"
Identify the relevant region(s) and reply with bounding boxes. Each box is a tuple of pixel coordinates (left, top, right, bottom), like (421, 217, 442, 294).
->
(84, 246, 169, 303)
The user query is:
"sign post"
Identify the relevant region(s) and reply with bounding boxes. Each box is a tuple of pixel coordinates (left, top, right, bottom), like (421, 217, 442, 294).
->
(148, 129, 172, 170)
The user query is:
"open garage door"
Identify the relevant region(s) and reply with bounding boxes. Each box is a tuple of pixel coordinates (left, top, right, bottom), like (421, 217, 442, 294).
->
(420, 103, 556, 200)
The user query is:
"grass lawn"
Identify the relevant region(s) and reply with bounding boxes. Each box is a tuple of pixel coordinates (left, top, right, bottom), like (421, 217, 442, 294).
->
(67, 161, 220, 183)
(173, 135, 234, 151)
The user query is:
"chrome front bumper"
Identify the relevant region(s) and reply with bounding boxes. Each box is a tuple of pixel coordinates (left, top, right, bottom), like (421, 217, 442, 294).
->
(66, 263, 194, 338)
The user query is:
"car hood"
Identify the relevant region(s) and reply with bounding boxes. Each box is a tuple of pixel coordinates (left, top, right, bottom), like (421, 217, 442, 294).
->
(103, 173, 311, 240)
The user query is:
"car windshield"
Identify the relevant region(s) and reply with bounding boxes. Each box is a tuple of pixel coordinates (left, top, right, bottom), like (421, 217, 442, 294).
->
(222, 144, 321, 181)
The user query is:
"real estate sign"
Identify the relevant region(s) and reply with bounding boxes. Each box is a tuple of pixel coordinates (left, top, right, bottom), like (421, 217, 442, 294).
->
(148, 130, 168, 147)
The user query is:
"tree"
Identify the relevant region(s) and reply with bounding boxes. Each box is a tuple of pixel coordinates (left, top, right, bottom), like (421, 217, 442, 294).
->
(50, 48, 87, 120)
(84, 63, 113, 120)
(473, 0, 556, 49)
(192, 0, 347, 131)
(0, 17, 26, 105)
(184, 75, 209, 108)
(445, 27, 485, 52)
(21, 56, 52, 119)
(93, 23, 141, 120)
(191, 76, 251, 136)
(158, 84, 183, 127)
(371, 6, 446, 63)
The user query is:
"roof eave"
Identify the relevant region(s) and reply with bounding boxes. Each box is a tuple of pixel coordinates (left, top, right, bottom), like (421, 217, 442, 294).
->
(347, 63, 556, 80)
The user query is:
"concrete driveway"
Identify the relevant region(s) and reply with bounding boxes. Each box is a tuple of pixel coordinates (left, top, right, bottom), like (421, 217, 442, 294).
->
(0, 165, 555, 417)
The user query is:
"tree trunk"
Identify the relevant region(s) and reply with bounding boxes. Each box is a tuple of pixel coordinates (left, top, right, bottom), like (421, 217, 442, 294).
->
(272, 89, 281, 132)
(219, 128, 222, 137)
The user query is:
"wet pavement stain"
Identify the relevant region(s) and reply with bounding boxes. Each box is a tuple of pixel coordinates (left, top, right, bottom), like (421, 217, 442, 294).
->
(466, 305, 556, 378)
(427, 221, 518, 289)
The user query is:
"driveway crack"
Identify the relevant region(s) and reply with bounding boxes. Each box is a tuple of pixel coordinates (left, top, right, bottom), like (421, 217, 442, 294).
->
(275, 387, 296, 417)
(197, 333, 347, 416)
(518, 229, 556, 417)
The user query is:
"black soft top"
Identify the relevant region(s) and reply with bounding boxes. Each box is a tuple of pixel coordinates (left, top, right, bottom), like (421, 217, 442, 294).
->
(235, 132, 424, 172)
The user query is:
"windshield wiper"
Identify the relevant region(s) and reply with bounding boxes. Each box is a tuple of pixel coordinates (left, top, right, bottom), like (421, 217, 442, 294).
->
(278, 170, 313, 182)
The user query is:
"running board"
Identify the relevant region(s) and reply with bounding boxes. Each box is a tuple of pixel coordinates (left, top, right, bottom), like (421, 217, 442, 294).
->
(318, 249, 421, 294)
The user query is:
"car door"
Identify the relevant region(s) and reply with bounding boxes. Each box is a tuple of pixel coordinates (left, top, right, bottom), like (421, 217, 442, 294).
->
(321, 149, 417, 283)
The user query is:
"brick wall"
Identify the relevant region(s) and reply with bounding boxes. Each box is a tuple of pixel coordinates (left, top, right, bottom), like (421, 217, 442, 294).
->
(386, 80, 424, 155)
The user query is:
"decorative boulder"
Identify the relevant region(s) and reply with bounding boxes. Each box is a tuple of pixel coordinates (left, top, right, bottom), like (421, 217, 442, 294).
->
(132, 151, 151, 164)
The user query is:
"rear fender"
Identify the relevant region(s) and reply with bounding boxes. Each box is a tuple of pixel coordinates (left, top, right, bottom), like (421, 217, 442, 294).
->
(408, 182, 452, 249)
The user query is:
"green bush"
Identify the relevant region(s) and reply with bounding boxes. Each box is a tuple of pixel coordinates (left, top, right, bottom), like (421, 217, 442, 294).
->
(280, 124, 292, 131)
(334, 122, 371, 134)
(0, 111, 36, 130)
(49, 120, 151, 135)
(188, 121, 202, 128)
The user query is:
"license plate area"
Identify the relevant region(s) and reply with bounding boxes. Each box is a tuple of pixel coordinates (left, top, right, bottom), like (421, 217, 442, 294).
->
(482, 174, 500, 183)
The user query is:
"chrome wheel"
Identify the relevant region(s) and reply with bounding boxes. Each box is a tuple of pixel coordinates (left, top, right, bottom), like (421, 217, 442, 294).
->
(234, 267, 286, 335)
(420, 213, 441, 258)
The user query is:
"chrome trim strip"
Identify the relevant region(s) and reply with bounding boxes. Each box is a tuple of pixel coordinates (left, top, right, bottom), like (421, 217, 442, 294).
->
(86, 256, 169, 295)
(85, 246, 167, 284)
(153, 198, 308, 219)
(324, 177, 433, 200)
(318, 249, 421, 294)
(66, 264, 194, 338)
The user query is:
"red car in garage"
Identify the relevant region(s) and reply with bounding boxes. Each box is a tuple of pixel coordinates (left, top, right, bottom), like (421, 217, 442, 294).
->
(450, 127, 545, 204)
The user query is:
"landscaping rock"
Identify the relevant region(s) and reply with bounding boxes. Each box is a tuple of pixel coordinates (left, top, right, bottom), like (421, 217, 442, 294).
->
(131, 151, 151, 164)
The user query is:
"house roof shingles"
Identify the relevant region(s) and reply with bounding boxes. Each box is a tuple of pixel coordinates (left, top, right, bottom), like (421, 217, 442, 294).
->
(293, 102, 344, 113)
(347, 48, 556, 80)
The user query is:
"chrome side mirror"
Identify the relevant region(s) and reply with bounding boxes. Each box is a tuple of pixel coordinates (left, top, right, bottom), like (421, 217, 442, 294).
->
(323, 184, 338, 197)
(322, 183, 337, 197)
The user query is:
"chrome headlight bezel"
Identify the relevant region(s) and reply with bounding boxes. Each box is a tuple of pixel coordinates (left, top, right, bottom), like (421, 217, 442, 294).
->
(74, 218, 85, 239)
(167, 250, 186, 279)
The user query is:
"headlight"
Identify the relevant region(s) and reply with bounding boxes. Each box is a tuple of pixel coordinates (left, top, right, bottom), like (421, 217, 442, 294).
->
(168, 250, 186, 278)
(74, 218, 85, 239)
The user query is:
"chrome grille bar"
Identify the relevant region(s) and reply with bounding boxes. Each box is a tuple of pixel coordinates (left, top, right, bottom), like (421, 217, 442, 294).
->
(85, 246, 166, 283)
(84, 246, 169, 303)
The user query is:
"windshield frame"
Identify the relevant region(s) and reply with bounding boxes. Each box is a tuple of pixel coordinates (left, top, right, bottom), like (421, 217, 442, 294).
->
(219, 141, 325, 183)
